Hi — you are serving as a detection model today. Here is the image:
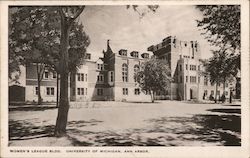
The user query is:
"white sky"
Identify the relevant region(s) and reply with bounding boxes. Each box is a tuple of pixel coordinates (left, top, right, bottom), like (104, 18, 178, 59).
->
(79, 5, 214, 61)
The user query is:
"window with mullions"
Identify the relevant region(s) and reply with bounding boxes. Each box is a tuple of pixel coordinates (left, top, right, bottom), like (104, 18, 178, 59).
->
(97, 74, 104, 83)
(77, 73, 85, 81)
(123, 88, 128, 95)
(97, 89, 103, 96)
(46, 87, 55, 95)
(77, 88, 84, 95)
(122, 63, 128, 82)
(134, 88, 140, 95)
(35, 87, 38, 95)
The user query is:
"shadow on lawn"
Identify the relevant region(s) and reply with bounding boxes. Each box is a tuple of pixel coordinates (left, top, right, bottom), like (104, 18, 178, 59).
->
(9, 119, 103, 143)
(9, 120, 55, 141)
(9, 106, 57, 112)
(207, 108, 241, 114)
(66, 108, 241, 146)
(9, 107, 241, 146)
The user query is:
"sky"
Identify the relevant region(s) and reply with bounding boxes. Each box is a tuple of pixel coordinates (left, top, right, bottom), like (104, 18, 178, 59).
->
(79, 5, 214, 61)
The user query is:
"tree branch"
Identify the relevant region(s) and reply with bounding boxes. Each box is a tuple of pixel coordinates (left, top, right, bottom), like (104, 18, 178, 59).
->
(71, 6, 85, 21)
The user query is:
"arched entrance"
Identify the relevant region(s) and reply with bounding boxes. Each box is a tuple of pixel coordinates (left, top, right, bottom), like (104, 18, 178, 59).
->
(190, 87, 197, 99)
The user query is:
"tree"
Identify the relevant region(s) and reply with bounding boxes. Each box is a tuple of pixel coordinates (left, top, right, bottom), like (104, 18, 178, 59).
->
(9, 7, 60, 104)
(9, 7, 90, 106)
(54, 6, 85, 136)
(196, 5, 240, 51)
(134, 57, 172, 103)
(197, 5, 241, 103)
(204, 50, 238, 103)
(9, 5, 157, 136)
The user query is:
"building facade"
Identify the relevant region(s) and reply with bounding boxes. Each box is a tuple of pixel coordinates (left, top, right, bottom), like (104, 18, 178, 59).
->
(148, 36, 239, 101)
(9, 36, 240, 103)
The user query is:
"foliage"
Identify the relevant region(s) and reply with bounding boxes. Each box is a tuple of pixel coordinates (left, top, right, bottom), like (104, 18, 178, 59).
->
(126, 5, 159, 19)
(54, 6, 86, 136)
(9, 7, 90, 106)
(196, 5, 240, 51)
(134, 57, 172, 102)
(9, 7, 90, 79)
(204, 50, 239, 102)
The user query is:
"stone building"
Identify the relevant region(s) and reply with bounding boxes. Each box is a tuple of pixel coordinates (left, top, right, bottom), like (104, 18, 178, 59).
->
(9, 36, 240, 103)
(148, 36, 238, 101)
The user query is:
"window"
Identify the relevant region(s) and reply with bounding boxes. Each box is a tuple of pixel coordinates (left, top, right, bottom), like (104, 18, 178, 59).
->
(46, 87, 55, 95)
(226, 83, 228, 87)
(122, 63, 128, 82)
(204, 76, 208, 86)
(190, 65, 197, 71)
(186, 76, 188, 82)
(186, 64, 188, 70)
(190, 76, 196, 83)
(134, 88, 140, 95)
(179, 64, 182, 71)
(81, 88, 84, 95)
(198, 77, 200, 83)
(77, 88, 84, 95)
(35, 87, 38, 95)
(123, 88, 128, 95)
(81, 74, 84, 81)
(97, 64, 104, 70)
(85, 88, 87, 95)
(44, 71, 49, 79)
(211, 90, 214, 95)
(134, 65, 139, 82)
(198, 65, 200, 71)
(109, 71, 114, 82)
(77, 73, 81, 81)
(77, 88, 80, 95)
(85, 53, 91, 60)
(77, 73, 85, 81)
(119, 49, 127, 56)
(131, 51, 139, 58)
(53, 72, 56, 78)
(85, 74, 88, 82)
(97, 89, 103, 96)
(97, 74, 104, 83)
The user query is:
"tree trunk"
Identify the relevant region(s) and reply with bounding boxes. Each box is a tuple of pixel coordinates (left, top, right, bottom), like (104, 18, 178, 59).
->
(54, 15, 71, 137)
(150, 90, 155, 103)
(215, 83, 218, 103)
(37, 79, 42, 105)
(56, 73, 59, 108)
(36, 63, 42, 105)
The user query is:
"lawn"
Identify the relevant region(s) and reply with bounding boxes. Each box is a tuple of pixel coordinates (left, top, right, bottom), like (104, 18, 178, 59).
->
(9, 101, 241, 146)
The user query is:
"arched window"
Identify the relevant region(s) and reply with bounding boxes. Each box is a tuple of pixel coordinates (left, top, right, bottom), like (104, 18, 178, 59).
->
(134, 65, 139, 82)
(122, 63, 128, 82)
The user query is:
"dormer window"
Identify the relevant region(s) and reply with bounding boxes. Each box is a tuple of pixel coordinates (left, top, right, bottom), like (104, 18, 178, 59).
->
(130, 51, 139, 58)
(119, 49, 127, 56)
(44, 71, 49, 79)
(141, 53, 149, 59)
(85, 53, 91, 60)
